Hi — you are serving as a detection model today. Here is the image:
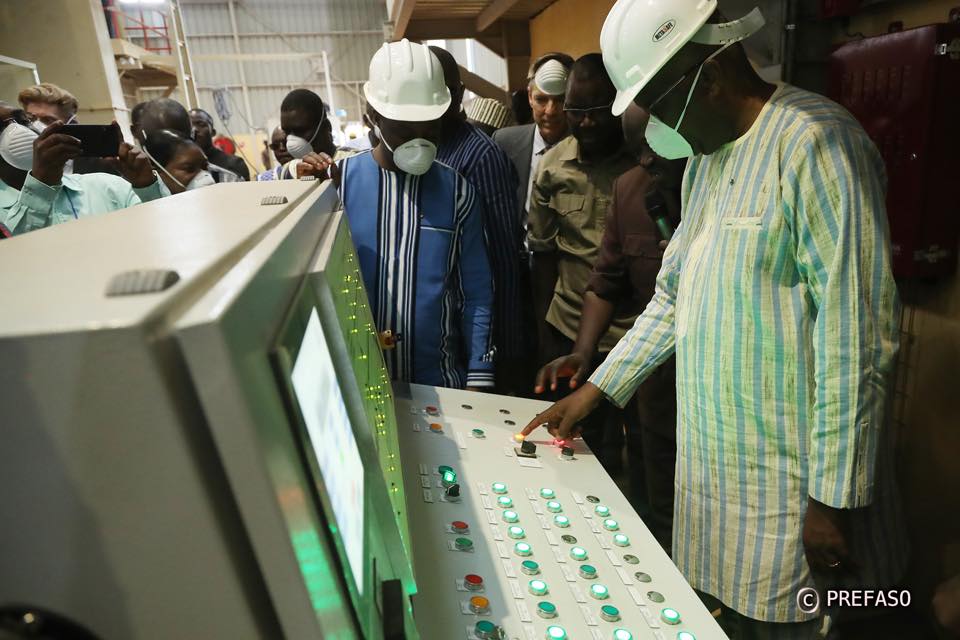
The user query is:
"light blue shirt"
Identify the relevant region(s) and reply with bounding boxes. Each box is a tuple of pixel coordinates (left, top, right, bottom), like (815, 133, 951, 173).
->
(0, 171, 165, 236)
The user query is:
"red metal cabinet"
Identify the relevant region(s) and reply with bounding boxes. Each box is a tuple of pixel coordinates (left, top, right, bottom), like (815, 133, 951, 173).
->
(828, 24, 960, 278)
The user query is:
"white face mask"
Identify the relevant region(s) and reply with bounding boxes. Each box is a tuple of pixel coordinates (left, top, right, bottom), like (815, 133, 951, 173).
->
(375, 125, 436, 176)
(0, 120, 41, 171)
(286, 116, 325, 159)
(644, 42, 735, 161)
(185, 170, 215, 190)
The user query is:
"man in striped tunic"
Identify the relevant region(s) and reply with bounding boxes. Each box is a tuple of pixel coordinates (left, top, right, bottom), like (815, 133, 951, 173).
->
(429, 46, 525, 395)
(523, 3, 907, 638)
(337, 40, 495, 391)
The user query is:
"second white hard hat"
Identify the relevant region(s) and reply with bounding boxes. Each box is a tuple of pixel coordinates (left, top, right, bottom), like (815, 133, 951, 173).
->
(364, 39, 452, 122)
(601, 0, 718, 116)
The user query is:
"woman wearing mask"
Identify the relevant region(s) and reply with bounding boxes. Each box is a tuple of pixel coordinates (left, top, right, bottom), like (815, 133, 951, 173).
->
(142, 129, 215, 194)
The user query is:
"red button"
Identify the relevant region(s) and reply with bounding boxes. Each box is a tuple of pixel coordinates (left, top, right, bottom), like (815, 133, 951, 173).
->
(465, 574, 484, 587)
(452, 520, 469, 532)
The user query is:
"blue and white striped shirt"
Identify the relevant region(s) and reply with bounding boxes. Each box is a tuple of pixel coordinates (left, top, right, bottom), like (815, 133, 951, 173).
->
(339, 151, 495, 388)
(437, 121, 524, 358)
(591, 84, 907, 622)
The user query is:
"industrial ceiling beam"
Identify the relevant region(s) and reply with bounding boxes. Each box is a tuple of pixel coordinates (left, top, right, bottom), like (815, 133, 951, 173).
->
(459, 64, 508, 103)
(391, 0, 417, 40)
(405, 19, 502, 42)
(476, 0, 523, 33)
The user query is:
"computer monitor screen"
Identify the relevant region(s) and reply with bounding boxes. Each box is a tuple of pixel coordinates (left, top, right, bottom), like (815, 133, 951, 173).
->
(290, 307, 365, 596)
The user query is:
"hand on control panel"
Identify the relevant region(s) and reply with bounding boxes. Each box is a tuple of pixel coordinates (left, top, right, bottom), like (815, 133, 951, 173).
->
(520, 383, 604, 441)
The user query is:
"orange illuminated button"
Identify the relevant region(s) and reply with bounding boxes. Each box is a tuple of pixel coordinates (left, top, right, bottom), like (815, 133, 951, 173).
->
(429, 423, 443, 433)
(465, 574, 484, 590)
(469, 595, 490, 614)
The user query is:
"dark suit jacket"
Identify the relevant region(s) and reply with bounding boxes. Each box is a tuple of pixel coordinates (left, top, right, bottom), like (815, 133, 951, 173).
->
(492, 123, 535, 213)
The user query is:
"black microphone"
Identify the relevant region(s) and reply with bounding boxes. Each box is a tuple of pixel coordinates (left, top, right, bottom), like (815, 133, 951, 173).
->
(644, 186, 674, 242)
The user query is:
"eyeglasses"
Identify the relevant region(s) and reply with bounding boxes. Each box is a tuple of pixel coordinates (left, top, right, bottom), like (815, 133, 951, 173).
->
(563, 102, 614, 121)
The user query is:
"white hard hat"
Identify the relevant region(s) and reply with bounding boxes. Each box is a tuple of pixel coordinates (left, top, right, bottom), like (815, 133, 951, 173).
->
(363, 39, 451, 122)
(601, 0, 718, 116)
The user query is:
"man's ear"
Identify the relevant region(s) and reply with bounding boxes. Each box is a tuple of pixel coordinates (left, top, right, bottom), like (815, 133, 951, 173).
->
(700, 59, 724, 100)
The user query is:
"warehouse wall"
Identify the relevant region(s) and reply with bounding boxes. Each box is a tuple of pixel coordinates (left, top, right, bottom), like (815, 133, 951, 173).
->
(180, 0, 386, 135)
(529, 0, 615, 59)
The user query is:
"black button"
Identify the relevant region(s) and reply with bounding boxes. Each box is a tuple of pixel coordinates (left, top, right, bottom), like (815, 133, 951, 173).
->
(521, 440, 537, 454)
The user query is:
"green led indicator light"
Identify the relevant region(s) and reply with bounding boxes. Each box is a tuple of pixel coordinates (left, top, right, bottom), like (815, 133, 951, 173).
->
(570, 546, 588, 561)
(492, 482, 508, 494)
(498, 496, 514, 508)
(540, 488, 556, 499)
(553, 515, 570, 528)
(441, 470, 457, 486)
(472, 428, 486, 438)
(613, 533, 630, 547)
(546, 626, 567, 640)
(455, 537, 473, 551)
(537, 601, 558, 618)
(521, 560, 541, 575)
(475, 620, 496, 636)
(438, 465, 453, 475)
(546, 500, 563, 513)
(590, 584, 610, 600)
(595, 505, 611, 517)
(579, 564, 597, 579)
(502, 510, 520, 523)
(514, 542, 532, 556)
(677, 633, 696, 640)
(529, 579, 549, 596)
(613, 630, 634, 640)
(600, 604, 621, 622)
(603, 518, 619, 531)
(661, 608, 681, 625)
(508, 526, 526, 539)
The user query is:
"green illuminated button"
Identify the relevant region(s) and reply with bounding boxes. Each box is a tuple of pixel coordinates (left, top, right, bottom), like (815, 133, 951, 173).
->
(441, 469, 457, 486)
(540, 488, 556, 499)
(492, 482, 508, 494)
(455, 537, 473, 551)
(570, 546, 588, 561)
(521, 560, 541, 575)
(537, 601, 558, 619)
(590, 584, 610, 600)
(661, 608, 681, 625)
(595, 505, 611, 517)
(438, 465, 453, 475)
(677, 633, 696, 640)
(600, 605, 621, 622)
(514, 542, 532, 557)
(508, 526, 526, 539)
(603, 518, 620, 531)
(474, 620, 497, 639)
(578, 564, 598, 579)
(502, 510, 520, 523)
(497, 496, 514, 508)
(613, 533, 630, 547)
(613, 630, 634, 640)
(546, 500, 563, 513)
(545, 626, 567, 640)
(472, 428, 486, 438)
(553, 515, 570, 528)
(528, 579, 549, 596)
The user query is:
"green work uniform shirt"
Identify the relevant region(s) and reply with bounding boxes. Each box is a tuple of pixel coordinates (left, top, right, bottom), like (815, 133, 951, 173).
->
(0, 171, 165, 236)
(528, 135, 637, 352)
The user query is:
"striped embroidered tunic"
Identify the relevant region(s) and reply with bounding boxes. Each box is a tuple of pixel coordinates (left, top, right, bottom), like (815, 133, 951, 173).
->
(339, 151, 495, 389)
(590, 84, 907, 622)
(437, 122, 524, 358)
